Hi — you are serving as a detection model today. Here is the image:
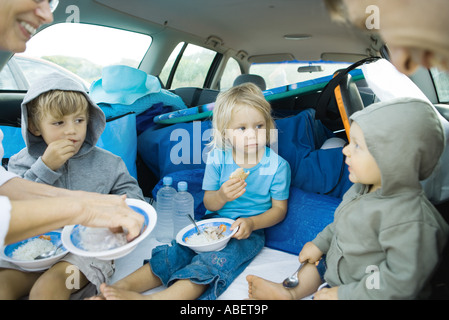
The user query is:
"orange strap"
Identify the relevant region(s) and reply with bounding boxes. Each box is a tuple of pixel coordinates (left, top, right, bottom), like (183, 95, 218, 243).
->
(334, 84, 351, 141)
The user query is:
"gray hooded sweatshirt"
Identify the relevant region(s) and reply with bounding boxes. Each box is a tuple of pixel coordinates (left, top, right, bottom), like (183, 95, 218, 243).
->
(8, 72, 144, 200)
(312, 97, 449, 299)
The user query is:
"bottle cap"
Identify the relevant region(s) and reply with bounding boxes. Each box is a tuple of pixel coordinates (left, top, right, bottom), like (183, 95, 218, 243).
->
(163, 176, 173, 186)
(178, 181, 188, 191)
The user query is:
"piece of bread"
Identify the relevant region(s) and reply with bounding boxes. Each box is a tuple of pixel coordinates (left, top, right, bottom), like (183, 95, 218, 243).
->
(230, 167, 249, 180)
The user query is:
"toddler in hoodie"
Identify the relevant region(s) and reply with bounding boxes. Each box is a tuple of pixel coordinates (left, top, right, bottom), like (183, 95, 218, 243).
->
(247, 97, 449, 299)
(0, 72, 144, 300)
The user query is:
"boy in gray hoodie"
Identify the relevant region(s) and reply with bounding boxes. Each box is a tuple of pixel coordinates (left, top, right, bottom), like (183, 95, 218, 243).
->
(0, 72, 144, 299)
(247, 97, 449, 299)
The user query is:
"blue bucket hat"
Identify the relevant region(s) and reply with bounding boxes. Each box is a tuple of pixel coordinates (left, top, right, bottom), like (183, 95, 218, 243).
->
(89, 65, 161, 105)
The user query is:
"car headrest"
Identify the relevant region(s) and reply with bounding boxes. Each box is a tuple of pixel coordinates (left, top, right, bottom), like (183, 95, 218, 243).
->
(233, 74, 266, 91)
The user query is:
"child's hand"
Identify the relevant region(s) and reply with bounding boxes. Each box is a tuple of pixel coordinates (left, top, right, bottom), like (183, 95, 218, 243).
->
(231, 217, 254, 240)
(42, 139, 77, 171)
(299, 241, 323, 264)
(218, 178, 246, 203)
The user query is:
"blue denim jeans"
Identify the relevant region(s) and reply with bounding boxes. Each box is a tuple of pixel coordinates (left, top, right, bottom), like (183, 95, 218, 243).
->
(148, 229, 265, 300)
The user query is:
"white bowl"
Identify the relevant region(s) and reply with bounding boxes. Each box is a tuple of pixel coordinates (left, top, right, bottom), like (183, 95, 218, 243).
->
(176, 218, 238, 253)
(61, 198, 157, 260)
(0, 231, 68, 271)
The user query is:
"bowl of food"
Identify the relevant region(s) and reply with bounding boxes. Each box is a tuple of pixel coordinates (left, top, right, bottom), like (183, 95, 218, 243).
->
(0, 231, 67, 271)
(61, 198, 157, 260)
(176, 218, 238, 253)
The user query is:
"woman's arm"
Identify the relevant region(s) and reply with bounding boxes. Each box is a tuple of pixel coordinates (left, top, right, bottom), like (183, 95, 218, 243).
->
(6, 194, 144, 245)
(0, 177, 76, 200)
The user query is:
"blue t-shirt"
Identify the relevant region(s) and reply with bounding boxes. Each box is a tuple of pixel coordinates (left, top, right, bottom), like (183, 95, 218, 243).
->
(202, 146, 291, 219)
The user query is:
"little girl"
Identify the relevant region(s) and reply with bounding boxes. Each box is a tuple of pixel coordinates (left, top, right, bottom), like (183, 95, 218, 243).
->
(95, 82, 291, 300)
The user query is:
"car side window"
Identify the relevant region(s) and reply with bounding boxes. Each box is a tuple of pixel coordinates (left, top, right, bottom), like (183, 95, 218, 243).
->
(14, 57, 66, 88)
(220, 58, 242, 91)
(160, 42, 217, 89)
(20, 23, 152, 87)
(430, 68, 449, 103)
(0, 64, 20, 90)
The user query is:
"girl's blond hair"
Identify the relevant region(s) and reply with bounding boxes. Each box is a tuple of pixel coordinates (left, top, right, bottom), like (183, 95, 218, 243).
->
(27, 90, 89, 130)
(209, 82, 276, 150)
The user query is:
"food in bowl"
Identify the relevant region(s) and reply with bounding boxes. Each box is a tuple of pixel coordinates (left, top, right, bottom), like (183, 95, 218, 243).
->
(1, 231, 68, 271)
(11, 236, 63, 261)
(176, 218, 238, 253)
(61, 198, 157, 260)
(76, 227, 128, 252)
(184, 224, 227, 245)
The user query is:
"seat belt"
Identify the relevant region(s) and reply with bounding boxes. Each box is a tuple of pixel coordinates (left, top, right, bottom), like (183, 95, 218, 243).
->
(315, 56, 380, 120)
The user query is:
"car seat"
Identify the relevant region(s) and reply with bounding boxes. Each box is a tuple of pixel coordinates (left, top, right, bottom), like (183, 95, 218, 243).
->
(233, 74, 266, 91)
(333, 72, 365, 140)
(315, 57, 380, 140)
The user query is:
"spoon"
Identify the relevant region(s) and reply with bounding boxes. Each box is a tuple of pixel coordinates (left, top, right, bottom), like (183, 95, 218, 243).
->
(34, 244, 63, 260)
(282, 262, 305, 288)
(187, 215, 206, 237)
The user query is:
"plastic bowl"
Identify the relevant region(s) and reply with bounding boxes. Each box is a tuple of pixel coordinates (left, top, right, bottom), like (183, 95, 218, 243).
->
(176, 218, 238, 253)
(0, 231, 68, 271)
(61, 198, 157, 260)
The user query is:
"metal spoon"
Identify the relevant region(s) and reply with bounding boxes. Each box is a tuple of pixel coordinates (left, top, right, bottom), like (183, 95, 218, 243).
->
(187, 215, 206, 236)
(34, 244, 63, 260)
(282, 262, 305, 288)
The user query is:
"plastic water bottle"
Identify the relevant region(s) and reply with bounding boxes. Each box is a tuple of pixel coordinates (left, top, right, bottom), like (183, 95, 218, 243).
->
(155, 176, 177, 243)
(173, 181, 194, 239)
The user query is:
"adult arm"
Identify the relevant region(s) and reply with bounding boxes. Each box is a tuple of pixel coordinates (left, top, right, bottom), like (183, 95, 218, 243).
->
(5, 193, 144, 245)
(0, 176, 75, 200)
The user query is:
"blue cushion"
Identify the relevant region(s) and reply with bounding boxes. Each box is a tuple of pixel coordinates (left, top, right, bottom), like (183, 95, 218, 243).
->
(265, 187, 339, 255)
(138, 121, 213, 178)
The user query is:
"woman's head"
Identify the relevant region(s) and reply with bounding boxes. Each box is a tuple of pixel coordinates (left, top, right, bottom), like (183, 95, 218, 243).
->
(0, 0, 55, 52)
(210, 82, 276, 151)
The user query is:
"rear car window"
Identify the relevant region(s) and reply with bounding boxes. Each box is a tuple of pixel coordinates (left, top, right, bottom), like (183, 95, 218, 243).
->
(250, 61, 352, 90)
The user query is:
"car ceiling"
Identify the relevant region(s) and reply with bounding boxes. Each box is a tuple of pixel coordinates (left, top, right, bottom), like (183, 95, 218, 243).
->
(52, 0, 382, 63)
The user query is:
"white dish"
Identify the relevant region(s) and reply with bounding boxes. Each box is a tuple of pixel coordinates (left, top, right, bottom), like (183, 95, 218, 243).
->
(62, 198, 157, 260)
(176, 218, 238, 253)
(1, 231, 68, 271)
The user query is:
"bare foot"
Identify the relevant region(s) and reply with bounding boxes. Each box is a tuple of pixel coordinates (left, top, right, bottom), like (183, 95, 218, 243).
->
(246, 275, 295, 300)
(100, 283, 151, 300)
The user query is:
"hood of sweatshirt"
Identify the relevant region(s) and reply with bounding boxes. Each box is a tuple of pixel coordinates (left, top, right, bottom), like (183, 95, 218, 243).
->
(350, 97, 445, 197)
(20, 72, 106, 158)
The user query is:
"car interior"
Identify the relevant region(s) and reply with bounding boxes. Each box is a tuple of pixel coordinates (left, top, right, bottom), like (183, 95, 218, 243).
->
(1, 0, 449, 299)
